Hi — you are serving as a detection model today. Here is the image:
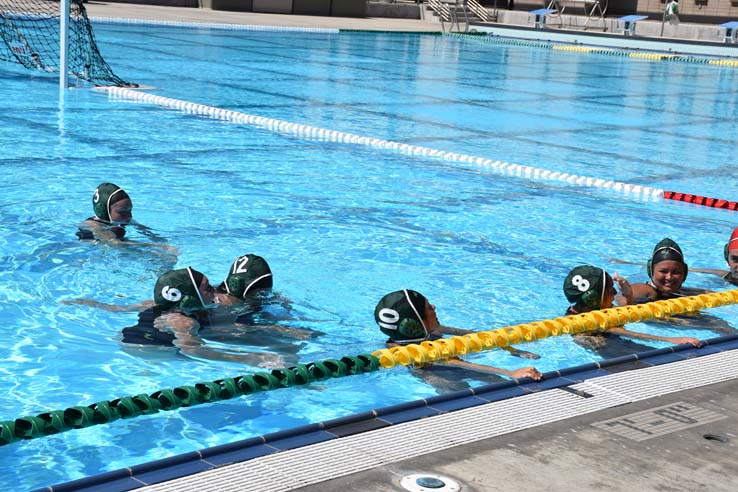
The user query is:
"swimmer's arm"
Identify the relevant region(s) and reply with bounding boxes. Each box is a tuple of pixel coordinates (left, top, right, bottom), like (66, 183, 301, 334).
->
(116, 240, 180, 255)
(503, 347, 541, 360)
(608, 258, 641, 266)
(439, 325, 540, 359)
(233, 323, 323, 340)
(80, 220, 178, 254)
(156, 313, 287, 367)
(621, 282, 656, 304)
(608, 326, 702, 347)
(62, 298, 154, 312)
(79, 220, 121, 242)
(439, 358, 542, 381)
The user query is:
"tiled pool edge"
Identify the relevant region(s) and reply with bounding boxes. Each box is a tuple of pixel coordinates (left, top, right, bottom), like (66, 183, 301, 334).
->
(35, 334, 738, 492)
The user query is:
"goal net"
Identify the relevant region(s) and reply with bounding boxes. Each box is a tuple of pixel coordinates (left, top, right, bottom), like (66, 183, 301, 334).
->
(0, 0, 133, 86)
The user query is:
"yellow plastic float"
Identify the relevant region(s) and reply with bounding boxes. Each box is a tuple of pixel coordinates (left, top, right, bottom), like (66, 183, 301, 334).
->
(372, 290, 738, 369)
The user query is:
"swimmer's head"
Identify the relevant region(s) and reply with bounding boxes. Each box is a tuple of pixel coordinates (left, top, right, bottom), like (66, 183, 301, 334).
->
(92, 183, 131, 225)
(154, 267, 211, 313)
(724, 227, 738, 261)
(564, 265, 614, 310)
(647, 238, 688, 280)
(223, 254, 273, 298)
(374, 289, 429, 345)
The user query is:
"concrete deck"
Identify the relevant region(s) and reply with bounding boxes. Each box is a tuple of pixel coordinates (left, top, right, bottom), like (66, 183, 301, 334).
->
(84, 2, 442, 32)
(297, 379, 738, 492)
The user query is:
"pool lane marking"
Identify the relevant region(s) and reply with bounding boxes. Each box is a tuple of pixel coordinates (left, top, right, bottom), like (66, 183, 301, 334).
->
(663, 191, 738, 211)
(101, 86, 738, 211)
(448, 33, 738, 67)
(100, 86, 666, 200)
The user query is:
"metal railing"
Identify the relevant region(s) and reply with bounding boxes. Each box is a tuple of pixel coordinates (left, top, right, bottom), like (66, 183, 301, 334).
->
(466, 0, 490, 22)
(428, 0, 453, 23)
(429, 0, 489, 32)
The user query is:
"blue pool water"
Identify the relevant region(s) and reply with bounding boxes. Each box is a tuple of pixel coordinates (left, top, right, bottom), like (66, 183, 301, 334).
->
(2, 21, 738, 490)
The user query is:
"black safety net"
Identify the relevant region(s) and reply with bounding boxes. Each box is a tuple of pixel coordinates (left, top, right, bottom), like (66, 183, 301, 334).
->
(0, 0, 133, 86)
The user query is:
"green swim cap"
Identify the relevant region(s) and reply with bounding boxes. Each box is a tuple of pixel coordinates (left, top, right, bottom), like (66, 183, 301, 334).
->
(563, 265, 608, 310)
(374, 289, 428, 345)
(154, 267, 206, 313)
(647, 238, 688, 279)
(92, 182, 130, 223)
(224, 254, 273, 298)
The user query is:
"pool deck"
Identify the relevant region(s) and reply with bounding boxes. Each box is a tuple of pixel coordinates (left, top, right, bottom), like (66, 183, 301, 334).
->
(47, 4, 738, 492)
(85, 2, 442, 31)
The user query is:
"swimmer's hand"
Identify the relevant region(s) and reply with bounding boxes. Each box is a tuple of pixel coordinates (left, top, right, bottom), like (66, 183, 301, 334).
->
(250, 352, 287, 369)
(154, 312, 197, 332)
(613, 272, 634, 305)
(510, 367, 543, 381)
(159, 244, 180, 256)
(671, 337, 703, 347)
(505, 347, 541, 360)
(62, 298, 153, 312)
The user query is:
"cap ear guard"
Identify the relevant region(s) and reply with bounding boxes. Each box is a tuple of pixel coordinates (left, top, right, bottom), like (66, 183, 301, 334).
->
(397, 317, 427, 340)
(225, 274, 244, 297)
(580, 287, 601, 310)
(178, 295, 205, 313)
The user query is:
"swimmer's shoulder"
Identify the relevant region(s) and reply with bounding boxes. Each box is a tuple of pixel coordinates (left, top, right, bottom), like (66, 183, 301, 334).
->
(76, 217, 126, 241)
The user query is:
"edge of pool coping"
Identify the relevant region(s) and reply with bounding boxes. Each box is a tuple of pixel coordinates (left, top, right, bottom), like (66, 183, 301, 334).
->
(34, 334, 738, 492)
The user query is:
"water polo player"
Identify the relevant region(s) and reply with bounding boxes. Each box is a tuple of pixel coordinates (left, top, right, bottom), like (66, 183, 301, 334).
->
(77, 182, 132, 241)
(563, 265, 700, 355)
(375, 289, 542, 381)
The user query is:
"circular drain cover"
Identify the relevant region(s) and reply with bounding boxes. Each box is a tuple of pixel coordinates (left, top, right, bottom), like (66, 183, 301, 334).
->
(400, 473, 461, 492)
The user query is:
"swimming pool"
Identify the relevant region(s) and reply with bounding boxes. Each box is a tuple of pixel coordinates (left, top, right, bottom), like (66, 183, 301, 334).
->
(2, 20, 738, 491)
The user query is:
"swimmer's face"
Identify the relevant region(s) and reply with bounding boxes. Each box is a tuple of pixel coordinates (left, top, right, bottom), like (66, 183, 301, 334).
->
(728, 251, 738, 276)
(422, 300, 441, 330)
(198, 275, 215, 306)
(601, 277, 617, 309)
(651, 260, 686, 293)
(109, 198, 132, 224)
